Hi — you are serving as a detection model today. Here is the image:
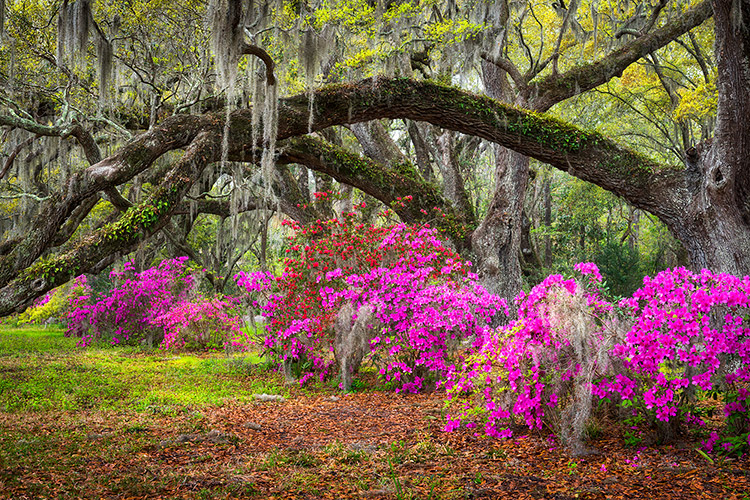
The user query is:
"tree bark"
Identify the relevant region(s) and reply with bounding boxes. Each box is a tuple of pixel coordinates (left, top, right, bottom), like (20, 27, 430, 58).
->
(472, 60, 529, 304)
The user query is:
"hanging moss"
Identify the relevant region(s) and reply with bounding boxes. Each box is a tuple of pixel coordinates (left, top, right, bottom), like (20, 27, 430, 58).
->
(56, 0, 91, 68)
(207, 0, 244, 90)
(96, 36, 113, 105)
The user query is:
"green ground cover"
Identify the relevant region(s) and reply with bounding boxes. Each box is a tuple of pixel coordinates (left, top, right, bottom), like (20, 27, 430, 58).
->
(0, 325, 748, 500)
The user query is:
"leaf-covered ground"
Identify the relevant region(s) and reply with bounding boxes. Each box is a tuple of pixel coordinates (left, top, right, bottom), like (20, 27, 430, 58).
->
(0, 327, 748, 499)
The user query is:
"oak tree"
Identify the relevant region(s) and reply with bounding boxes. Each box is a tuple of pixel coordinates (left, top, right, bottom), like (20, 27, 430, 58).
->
(0, 0, 744, 315)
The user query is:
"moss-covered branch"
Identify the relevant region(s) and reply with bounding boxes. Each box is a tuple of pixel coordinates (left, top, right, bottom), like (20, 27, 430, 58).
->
(268, 78, 685, 220)
(281, 136, 475, 251)
(0, 113, 210, 288)
(0, 74, 691, 308)
(0, 131, 219, 315)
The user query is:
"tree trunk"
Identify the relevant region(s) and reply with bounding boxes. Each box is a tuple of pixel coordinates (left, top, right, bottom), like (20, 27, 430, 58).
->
(664, 0, 750, 277)
(472, 62, 529, 305)
(544, 173, 553, 268)
(672, 147, 750, 275)
(471, 146, 529, 304)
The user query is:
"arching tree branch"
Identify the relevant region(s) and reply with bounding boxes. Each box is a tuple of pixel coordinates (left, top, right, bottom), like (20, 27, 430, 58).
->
(0, 74, 697, 309)
(241, 43, 276, 87)
(281, 135, 475, 250)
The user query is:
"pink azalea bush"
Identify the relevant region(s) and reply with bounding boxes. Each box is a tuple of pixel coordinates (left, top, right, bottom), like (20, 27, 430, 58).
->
(595, 268, 750, 450)
(320, 226, 507, 392)
(66, 258, 194, 347)
(445, 264, 750, 454)
(66, 258, 248, 352)
(444, 263, 621, 450)
(236, 216, 506, 390)
(152, 298, 248, 352)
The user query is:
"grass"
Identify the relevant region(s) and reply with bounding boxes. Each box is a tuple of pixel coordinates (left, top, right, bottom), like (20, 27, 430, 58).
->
(0, 326, 284, 413)
(0, 325, 292, 498)
(1, 325, 749, 499)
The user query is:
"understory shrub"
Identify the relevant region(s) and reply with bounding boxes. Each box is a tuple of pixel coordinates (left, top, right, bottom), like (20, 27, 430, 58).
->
(66, 257, 247, 352)
(446, 264, 750, 455)
(152, 297, 248, 352)
(595, 268, 750, 450)
(444, 263, 624, 452)
(67, 258, 194, 347)
(236, 203, 506, 391)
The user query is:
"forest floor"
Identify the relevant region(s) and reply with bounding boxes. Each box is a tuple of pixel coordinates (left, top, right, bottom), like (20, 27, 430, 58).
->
(0, 327, 748, 499)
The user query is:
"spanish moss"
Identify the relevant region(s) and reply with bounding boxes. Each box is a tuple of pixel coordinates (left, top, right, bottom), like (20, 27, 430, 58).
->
(56, 0, 91, 68)
(207, 0, 244, 92)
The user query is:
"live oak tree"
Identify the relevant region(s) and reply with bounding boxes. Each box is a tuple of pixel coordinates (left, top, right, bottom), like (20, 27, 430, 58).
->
(0, 0, 744, 314)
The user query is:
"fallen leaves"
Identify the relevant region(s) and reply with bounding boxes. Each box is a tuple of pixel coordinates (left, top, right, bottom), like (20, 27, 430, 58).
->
(0, 390, 749, 499)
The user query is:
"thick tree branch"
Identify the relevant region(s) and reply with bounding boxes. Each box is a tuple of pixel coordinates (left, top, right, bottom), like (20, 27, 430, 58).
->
(0, 114, 209, 286)
(0, 73, 694, 306)
(101, 187, 133, 211)
(241, 43, 276, 87)
(280, 135, 475, 251)
(50, 195, 102, 248)
(479, 53, 527, 92)
(0, 130, 220, 314)
(270, 78, 685, 222)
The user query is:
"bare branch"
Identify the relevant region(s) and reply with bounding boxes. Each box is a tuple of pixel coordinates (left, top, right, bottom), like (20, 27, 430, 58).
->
(241, 42, 276, 86)
(0, 135, 38, 180)
(479, 52, 527, 92)
(529, 0, 713, 111)
(642, 0, 670, 35)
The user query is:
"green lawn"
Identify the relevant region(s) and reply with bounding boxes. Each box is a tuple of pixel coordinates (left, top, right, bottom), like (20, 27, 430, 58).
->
(0, 325, 283, 413)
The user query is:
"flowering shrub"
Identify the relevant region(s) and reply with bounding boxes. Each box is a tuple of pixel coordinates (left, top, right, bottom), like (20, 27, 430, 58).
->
(66, 258, 194, 347)
(320, 226, 507, 392)
(594, 268, 750, 447)
(235, 205, 505, 390)
(446, 264, 750, 454)
(152, 298, 248, 352)
(18, 275, 90, 326)
(444, 263, 623, 450)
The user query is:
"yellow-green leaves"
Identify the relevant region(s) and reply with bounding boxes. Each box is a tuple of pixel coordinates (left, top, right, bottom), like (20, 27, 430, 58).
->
(673, 81, 718, 122)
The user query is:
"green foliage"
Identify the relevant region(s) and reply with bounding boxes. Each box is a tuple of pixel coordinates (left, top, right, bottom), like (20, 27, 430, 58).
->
(594, 241, 645, 298)
(529, 170, 684, 296)
(17, 279, 88, 326)
(674, 82, 718, 122)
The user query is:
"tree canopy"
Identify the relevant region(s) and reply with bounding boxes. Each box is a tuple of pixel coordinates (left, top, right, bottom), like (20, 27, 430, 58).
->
(0, 0, 747, 313)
